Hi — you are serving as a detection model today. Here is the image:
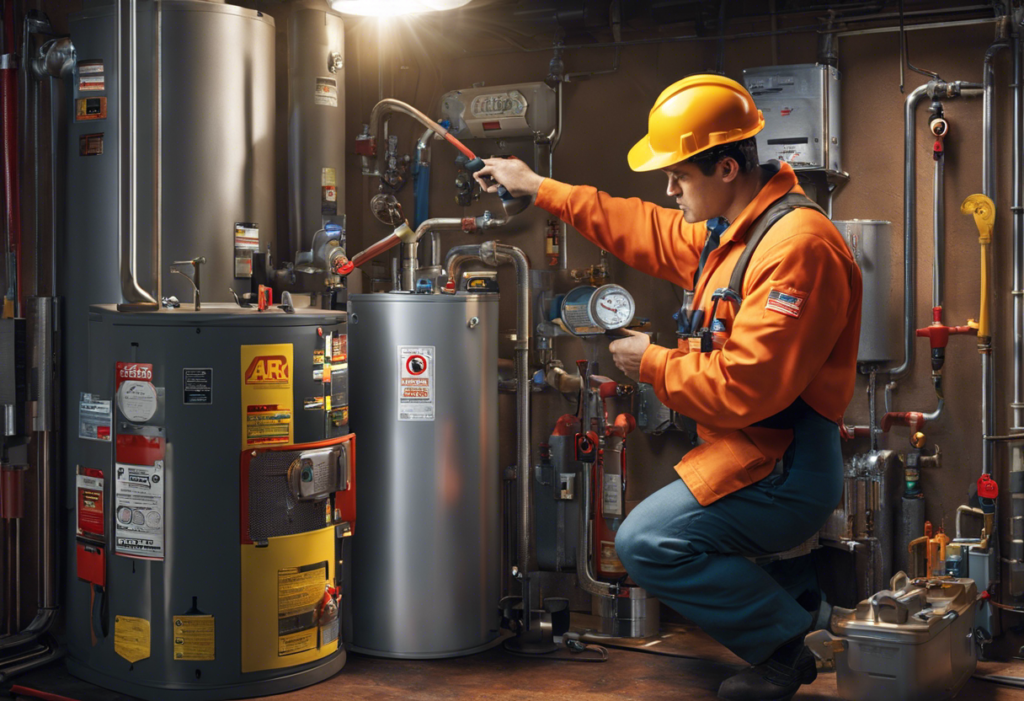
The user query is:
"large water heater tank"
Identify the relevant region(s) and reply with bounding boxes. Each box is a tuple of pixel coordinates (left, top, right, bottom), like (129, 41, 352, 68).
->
(834, 220, 898, 364)
(348, 293, 500, 658)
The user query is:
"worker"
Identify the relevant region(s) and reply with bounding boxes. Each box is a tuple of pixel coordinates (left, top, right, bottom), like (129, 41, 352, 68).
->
(473, 74, 861, 701)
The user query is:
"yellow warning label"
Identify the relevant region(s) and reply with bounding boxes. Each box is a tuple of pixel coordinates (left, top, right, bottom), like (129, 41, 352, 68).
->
(322, 167, 336, 187)
(172, 615, 215, 661)
(241, 344, 294, 449)
(114, 615, 151, 663)
(279, 629, 317, 656)
(278, 562, 326, 657)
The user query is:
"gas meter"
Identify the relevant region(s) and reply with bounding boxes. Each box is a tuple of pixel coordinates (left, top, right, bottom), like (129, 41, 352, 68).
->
(554, 284, 635, 336)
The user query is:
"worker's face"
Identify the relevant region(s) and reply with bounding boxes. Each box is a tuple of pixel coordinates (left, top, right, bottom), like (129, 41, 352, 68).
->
(663, 158, 736, 224)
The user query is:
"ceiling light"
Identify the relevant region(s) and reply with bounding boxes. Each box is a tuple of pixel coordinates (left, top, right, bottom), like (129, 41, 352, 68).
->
(330, 0, 471, 17)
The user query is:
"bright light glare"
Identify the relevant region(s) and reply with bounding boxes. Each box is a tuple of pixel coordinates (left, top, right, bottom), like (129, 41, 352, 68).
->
(331, 0, 470, 16)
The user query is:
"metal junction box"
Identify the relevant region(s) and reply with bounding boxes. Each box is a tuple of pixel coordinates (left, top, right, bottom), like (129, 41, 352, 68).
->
(440, 82, 557, 140)
(743, 64, 842, 175)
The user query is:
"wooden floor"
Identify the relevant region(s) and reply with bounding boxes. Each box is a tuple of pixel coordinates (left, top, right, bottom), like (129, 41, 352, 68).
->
(7, 617, 1024, 700)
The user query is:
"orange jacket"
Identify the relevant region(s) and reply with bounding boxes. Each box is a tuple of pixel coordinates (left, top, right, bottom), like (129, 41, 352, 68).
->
(535, 162, 862, 506)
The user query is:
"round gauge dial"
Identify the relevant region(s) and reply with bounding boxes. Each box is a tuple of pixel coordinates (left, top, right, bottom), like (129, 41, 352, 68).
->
(589, 284, 635, 330)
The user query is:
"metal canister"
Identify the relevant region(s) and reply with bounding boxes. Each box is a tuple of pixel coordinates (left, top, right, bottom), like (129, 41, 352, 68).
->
(348, 293, 500, 658)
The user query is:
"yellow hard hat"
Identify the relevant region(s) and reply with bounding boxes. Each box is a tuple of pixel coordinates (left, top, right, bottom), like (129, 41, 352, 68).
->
(628, 74, 765, 172)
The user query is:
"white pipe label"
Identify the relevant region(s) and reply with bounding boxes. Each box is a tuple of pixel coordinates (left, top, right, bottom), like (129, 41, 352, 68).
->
(398, 346, 434, 421)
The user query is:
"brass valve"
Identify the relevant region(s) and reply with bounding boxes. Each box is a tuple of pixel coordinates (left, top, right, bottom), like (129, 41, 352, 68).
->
(911, 431, 926, 449)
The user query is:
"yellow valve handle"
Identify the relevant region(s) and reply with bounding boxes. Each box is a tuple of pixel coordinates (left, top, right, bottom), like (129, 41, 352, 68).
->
(961, 194, 995, 339)
(961, 193, 994, 244)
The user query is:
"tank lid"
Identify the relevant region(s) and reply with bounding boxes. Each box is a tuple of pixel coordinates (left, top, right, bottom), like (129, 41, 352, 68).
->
(91, 303, 344, 327)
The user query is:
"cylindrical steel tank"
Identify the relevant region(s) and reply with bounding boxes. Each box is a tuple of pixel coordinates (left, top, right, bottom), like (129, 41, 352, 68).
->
(62, 1, 276, 500)
(834, 220, 897, 364)
(348, 293, 500, 658)
(288, 7, 346, 260)
(65, 305, 351, 700)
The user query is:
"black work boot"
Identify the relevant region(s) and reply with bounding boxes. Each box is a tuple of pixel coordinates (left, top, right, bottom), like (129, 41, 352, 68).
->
(717, 645, 817, 701)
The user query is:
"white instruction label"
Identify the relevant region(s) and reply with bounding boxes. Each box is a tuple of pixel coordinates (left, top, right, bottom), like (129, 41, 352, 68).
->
(603, 472, 622, 515)
(114, 462, 165, 559)
(398, 346, 434, 421)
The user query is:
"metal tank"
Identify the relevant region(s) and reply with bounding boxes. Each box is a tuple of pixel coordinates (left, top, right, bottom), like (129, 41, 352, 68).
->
(63, 0, 276, 495)
(65, 305, 353, 700)
(288, 7, 346, 260)
(834, 220, 897, 364)
(348, 293, 500, 658)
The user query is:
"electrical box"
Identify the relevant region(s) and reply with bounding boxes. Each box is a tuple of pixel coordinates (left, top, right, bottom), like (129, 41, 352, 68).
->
(742, 64, 842, 175)
(440, 82, 557, 140)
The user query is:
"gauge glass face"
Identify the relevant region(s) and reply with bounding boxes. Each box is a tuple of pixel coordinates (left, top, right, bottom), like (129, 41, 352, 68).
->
(592, 287, 634, 329)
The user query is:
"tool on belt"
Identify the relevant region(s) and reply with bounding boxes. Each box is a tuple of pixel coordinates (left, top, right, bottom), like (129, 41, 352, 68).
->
(675, 191, 826, 352)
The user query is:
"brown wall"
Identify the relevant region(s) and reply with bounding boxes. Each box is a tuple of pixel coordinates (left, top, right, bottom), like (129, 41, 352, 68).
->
(15, 0, 1020, 641)
(341, 17, 1014, 542)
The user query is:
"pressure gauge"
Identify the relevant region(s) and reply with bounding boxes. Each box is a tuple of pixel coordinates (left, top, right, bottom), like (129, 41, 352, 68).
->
(590, 285, 635, 331)
(558, 284, 636, 336)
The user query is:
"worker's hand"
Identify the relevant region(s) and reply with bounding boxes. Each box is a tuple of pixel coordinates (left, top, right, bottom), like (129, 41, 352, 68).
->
(609, 330, 650, 382)
(472, 157, 545, 198)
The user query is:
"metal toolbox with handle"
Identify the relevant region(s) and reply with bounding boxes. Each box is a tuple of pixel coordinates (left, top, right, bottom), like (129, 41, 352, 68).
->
(807, 573, 978, 701)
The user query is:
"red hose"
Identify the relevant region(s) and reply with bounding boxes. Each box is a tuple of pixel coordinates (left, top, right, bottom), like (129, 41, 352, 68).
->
(1, 0, 21, 315)
(443, 132, 477, 161)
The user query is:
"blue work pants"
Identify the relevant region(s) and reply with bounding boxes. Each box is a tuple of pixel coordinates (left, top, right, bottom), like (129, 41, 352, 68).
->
(614, 404, 843, 664)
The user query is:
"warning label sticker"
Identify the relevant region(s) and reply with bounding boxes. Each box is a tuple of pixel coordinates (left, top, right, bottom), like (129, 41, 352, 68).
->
(114, 462, 165, 559)
(241, 345, 294, 448)
(183, 368, 213, 405)
(278, 562, 327, 657)
(398, 346, 434, 422)
(114, 615, 151, 663)
(79, 392, 112, 442)
(602, 472, 622, 515)
(173, 615, 215, 661)
(76, 469, 105, 540)
(314, 77, 338, 107)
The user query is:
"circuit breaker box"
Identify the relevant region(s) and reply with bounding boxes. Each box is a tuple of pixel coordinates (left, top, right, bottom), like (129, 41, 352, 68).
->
(742, 63, 842, 175)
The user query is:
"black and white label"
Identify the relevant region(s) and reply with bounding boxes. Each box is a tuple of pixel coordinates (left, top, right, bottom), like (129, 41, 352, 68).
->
(183, 368, 213, 405)
(115, 462, 165, 559)
(398, 346, 434, 421)
(79, 392, 112, 442)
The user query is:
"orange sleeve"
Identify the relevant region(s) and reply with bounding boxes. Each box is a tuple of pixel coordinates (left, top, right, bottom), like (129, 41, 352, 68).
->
(638, 232, 857, 429)
(535, 178, 706, 289)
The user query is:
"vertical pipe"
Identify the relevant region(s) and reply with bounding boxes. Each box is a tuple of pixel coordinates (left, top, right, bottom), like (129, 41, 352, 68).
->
(889, 84, 930, 383)
(1014, 34, 1023, 431)
(932, 153, 944, 309)
(868, 369, 878, 452)
(152, 0, 162, 304)
(115, 0, 156, 309)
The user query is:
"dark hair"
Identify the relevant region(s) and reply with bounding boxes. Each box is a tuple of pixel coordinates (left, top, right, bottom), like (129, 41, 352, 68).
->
(686, 136, 759, 176)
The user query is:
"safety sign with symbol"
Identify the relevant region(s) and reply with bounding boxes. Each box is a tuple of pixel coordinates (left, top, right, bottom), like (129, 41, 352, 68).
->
(398, 346, 434, 422)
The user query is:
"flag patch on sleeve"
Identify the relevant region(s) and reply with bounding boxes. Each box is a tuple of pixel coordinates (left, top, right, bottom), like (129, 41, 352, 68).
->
(765, 289, 805, 318)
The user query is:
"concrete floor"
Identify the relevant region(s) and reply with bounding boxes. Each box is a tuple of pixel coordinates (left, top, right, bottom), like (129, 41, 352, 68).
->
(7, 618, 1024, 700)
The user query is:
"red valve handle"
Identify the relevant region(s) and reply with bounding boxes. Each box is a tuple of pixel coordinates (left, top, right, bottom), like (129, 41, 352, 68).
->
(915, 307, 975, 350)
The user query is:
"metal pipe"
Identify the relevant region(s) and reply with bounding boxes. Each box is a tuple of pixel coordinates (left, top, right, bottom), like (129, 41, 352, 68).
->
(400, 242, 418, 291)
(364, 99, 471, 179)
(890, 83, 931, 383)
(1014, 32, 1024, 431)
(445, 242, 537, 620)
(577, 467, 616, 598)
(152, 0, 162, 304)
(868, 369, 879, 451)
(116, 0, 157, 310)
(932, 142, 944, 309)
